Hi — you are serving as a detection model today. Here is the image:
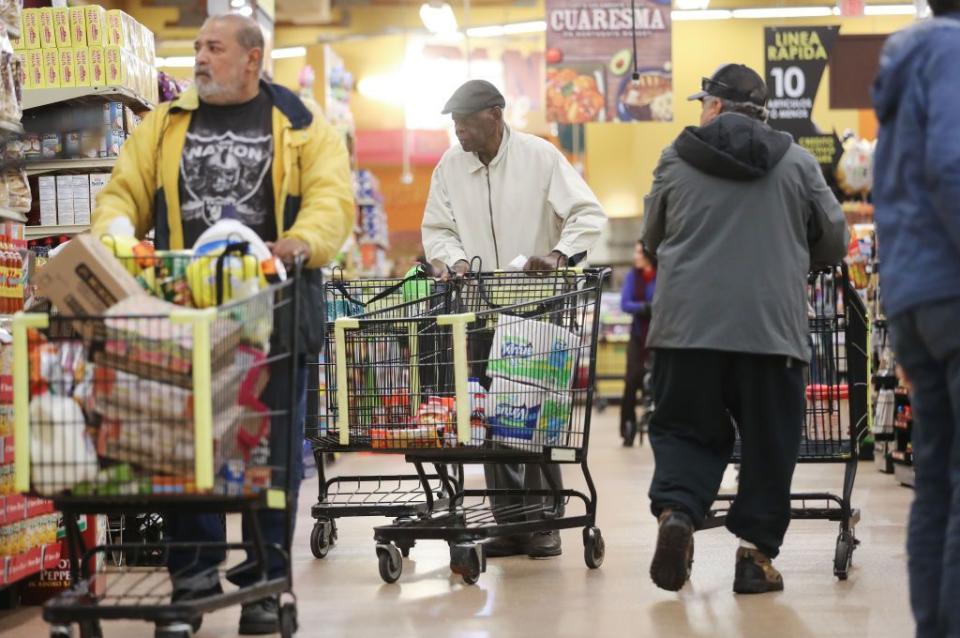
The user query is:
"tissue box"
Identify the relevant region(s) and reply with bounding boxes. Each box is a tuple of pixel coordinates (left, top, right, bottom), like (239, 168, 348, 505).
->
(486, 317, 579, 392)
(485, 377, 573, 450)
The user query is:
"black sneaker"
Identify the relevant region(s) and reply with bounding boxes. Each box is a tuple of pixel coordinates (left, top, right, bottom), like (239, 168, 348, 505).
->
(526, 530, 562, 558)
(733, 547, 784, 594)
(480, 534, 530, 558)
(239, 597, 281, 635)
(649, 510, 695, 592)
(169, 582, 223, 633)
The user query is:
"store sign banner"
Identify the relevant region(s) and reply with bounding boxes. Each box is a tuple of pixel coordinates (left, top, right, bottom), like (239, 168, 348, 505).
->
(797, 133, 845, 171)
(764, 26, 839, 138)
(545, 1, 673, 124)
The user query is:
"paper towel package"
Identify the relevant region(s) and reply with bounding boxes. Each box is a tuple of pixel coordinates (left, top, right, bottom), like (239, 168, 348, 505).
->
(486, 317, 579, 392)
(485, 377, 573, 450)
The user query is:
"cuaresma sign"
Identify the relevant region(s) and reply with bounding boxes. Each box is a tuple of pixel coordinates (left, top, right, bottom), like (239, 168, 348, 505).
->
(545, 0, 673, 124)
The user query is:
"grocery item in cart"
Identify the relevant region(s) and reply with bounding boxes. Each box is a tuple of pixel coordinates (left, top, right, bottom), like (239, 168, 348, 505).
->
(805, 384, 850, 441)
(29, 395, 99, 495)
(486, 317, 578, 392)
(485, 377, 573, 449)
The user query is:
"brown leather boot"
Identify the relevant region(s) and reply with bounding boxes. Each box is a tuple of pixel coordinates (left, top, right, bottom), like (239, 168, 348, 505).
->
(649, 510, 695, 592)
(733, 547, 784, 594)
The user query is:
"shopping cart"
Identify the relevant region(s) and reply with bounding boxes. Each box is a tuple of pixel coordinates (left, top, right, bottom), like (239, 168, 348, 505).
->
(12, 251, 304, 638)
(701, 265, 869, 580)
(317, 268, 608, 585)
(303, 270, 464, 559)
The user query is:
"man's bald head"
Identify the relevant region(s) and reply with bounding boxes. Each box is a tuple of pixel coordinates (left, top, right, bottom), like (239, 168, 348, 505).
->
(194, 13, 264, 104)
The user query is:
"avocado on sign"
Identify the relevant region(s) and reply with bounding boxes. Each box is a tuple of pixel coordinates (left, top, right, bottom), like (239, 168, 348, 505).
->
(764, 26, 839, 139)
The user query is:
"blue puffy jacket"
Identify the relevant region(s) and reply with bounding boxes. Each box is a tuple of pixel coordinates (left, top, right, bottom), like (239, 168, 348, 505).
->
(872, 13, 960, 318)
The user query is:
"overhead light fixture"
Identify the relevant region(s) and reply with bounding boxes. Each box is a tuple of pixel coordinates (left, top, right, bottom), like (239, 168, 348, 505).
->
(236, 5, 253, 16)
(156, 56, 195, 68)
(671, 9, 732, 20)
(731, 6, 836, 18)
(503, 21, 547, 35)
(272, 46, 307, 59)
(466, 25, 505, 37)
(420, 1, 458, 35)
(674, 0, 711, 10)
(864, 3, 916, 14)
(229, 0, 246, 7)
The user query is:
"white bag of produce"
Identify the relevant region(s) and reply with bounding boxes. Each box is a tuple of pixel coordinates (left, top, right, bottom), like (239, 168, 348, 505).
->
(30, 396, 99, 495)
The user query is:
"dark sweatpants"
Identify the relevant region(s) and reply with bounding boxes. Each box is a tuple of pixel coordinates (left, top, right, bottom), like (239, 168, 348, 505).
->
(647, 348, 805, 558)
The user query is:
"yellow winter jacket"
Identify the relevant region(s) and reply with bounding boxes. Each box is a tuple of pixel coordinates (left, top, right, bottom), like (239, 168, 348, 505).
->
(91, 81, 354, 269)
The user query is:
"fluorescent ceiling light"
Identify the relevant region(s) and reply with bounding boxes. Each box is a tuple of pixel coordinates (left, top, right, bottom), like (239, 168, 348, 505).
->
(420, 2, 458, 35)
(671, 9, 732, 20)
(236, 5, 253, 16)
(156, 56, 195, 68)
(732, 6, 835, 17)
(864, 3, 916, 14)
(229, 0, 246, 7)
(503, 21, 547, 34)
(272, 46, 307, 59)
(675, 0, 711, 9)
(466, 25, 505, 37)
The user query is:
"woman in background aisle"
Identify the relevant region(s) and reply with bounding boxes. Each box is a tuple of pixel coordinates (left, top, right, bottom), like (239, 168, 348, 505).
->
(620, 241, 656, 446)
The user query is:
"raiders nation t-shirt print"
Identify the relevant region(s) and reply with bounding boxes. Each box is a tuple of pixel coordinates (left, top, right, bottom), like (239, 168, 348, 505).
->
(179, 90, 277, 246)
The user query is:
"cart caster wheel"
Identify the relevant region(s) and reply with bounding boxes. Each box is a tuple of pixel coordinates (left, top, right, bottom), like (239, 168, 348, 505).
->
(450, 543, 485, 585)
(597, 399, 608, 414)
(377, 544, 403, 583)
(50, 625, 73, 638)
(834, 530, 856, 581)
(621, 421, 637, 447)
(310, 518, 336, 559)
(398, 543, 414, 558)
(78, 620, 102, 638)
(154, 622, 193, 638)
(583, 527, 605, 569)
(279, 602, 298, 638)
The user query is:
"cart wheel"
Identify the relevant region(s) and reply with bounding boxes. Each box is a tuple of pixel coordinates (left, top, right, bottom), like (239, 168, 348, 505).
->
(78, 620, 102, 638)
(49, 625, 73, 638)
(398, 542, 414, 558)
(622, 421, 637, 447)
(597, 399, 608, 414)
(377, 544, 403, 584)
(450, 543, 485, 586)
(310, 519, 336, 559)
(583, 527, 605, 569)
(154, 623, 193, 638)
(834, 530, 856, 580)
(279, 602, 298, 638)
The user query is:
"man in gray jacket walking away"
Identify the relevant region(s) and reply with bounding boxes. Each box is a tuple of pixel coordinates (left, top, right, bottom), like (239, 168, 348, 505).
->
(641, 64, 848, 594)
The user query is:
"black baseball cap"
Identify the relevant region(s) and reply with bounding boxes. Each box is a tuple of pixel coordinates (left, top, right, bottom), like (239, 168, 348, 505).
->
(442, 79, 506, 115)
(687, 63, 767, 107)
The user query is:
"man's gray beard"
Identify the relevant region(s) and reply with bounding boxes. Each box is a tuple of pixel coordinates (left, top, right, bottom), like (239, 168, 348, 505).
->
(195, 77, 241, 104)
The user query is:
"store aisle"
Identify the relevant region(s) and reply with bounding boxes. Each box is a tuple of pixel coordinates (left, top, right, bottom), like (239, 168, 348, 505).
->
(1, 409, 913, 638)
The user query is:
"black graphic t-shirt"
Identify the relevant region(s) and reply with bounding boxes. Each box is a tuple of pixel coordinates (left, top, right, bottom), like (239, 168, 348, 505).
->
(179, 91, 276, 247)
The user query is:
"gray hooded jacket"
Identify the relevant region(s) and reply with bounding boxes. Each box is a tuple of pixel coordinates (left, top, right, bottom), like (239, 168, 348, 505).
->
(641, 112, 848, 362)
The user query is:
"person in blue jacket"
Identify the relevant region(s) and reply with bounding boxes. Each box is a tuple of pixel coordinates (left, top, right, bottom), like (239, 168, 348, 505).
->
(872, 3, 960, 636)
(620, 241, 657, 445)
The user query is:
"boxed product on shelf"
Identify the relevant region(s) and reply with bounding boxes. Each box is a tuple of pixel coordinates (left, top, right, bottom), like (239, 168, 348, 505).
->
(84, 5, 106, 48)
(52, 7, 70, 49)
(24, 48, 41, 88)
(89, 45, 104, 86)
(73, 175, 90, 224)
(89, 173, 109, 203)
(38, 7, 53, 49)
(22, 8, 39, 50)
(74, 46, 90, 87)
(40, 132, 59, 158)
(69, 7, 86, 48)
(41, 48, 58, 87)
(58, 47, 76, 87)
(106, 10, 127, 48)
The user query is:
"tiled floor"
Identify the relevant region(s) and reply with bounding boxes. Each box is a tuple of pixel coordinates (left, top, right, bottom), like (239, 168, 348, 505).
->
(1, 410, 915, 637)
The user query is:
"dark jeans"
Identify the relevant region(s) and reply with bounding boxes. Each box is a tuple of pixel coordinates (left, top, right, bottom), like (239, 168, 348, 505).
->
(647, 348, 804, 558)
(165, 362, 308, 591)
(889, 299, 960, 638)
(621, 335, 647, 426)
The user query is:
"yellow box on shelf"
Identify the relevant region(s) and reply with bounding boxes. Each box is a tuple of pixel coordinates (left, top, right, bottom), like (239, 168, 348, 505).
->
(89, 47, 105, 87)
(41, 49, 60, 88)
(24, 50, 42, 89)
(74, 48, 91, 87)
(59, 49, 77, 88)
(84, 5, 107, 49)
(21, 8, 40, 50)
(69, 7, 87, 48)
(38, 8, 55, 49)
(106, 10, 127, 49)
(53, 7, 71, 49)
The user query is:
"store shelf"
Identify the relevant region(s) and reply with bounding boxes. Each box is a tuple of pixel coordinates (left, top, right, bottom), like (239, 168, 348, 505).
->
(25, 158, 116, 176)
(25, 224, 90, 240)
(1, 543, 62, 587)
(0, 208, 27, 223)
(23, 86, 154, 113)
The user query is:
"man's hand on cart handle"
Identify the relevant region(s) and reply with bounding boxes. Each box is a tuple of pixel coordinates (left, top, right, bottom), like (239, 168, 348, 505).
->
(430, 259, 469, 281)
(268, 238, 311, 265)
(525, 250, 568, 272)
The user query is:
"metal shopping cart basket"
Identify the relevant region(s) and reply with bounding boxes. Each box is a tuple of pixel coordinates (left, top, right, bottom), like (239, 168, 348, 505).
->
(322, 268, 608, 585)
(303, 269, 464, 560)
(701, 264, 869, 580)
(12, 250, 304, 638)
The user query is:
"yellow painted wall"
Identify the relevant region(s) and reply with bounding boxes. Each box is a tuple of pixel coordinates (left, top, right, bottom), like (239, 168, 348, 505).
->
(586, 15, 912, 218)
